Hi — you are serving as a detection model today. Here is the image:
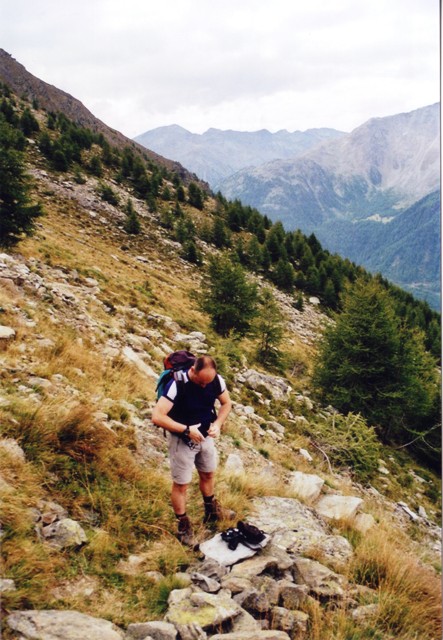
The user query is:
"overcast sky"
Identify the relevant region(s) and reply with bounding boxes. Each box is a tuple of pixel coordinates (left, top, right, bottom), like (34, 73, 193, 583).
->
(1, 0, 440, 137)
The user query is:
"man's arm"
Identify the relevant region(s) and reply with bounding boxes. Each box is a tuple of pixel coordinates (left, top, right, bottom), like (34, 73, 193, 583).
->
(152, 396, 187, 434)
(208, 389, 232, 438)
(151, 396, 204, 443)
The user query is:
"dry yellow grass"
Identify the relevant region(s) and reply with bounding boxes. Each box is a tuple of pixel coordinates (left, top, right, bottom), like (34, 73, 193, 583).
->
(349, 525, 442, 639)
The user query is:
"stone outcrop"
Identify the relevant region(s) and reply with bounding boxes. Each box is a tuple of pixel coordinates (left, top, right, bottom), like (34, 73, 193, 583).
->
(289, 471, 324, 504)
(6, 610, 125, 640)
(236, 370, 292, 401)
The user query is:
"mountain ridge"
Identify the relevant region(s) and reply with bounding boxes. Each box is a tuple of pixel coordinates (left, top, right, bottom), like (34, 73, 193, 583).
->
(215, 103, 440, 307)
(135, 124, 345, 185)
(0, 48, 202, 185)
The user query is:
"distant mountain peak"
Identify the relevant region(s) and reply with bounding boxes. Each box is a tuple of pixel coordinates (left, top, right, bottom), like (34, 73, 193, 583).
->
(134, 124, 345, 186)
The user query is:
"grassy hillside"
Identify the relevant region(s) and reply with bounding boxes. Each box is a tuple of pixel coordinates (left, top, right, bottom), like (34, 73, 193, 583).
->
(0, 87, 441, 640)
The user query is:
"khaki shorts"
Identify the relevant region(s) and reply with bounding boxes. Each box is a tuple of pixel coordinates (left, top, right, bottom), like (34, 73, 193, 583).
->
(168, 433, 217, 484)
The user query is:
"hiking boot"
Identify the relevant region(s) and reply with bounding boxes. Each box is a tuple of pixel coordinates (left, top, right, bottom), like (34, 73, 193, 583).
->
(203, 499, 236, 525)
(177, 515, 198, 547)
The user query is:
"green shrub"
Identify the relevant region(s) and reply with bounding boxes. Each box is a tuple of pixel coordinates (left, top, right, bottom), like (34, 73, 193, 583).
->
(309, 412, 381, 481)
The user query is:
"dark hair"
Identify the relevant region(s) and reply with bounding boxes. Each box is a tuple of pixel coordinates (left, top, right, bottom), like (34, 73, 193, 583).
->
(194, 355, 217, 373)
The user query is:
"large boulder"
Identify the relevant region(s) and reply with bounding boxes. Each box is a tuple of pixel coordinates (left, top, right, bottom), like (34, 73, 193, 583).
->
(237, 370, 292, 401)
(289, 471, 324, 504)
(6, 610, 124, 640)
(314, 495, 363, 521)
(249, 496, 353, 565)
(293, 557, 347, 601)
(164, 588, 243, 632)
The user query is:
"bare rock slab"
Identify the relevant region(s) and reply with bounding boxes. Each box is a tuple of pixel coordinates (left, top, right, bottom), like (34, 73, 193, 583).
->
(6, 610, 124, 640)
(209, 632, 291, 640)
(165, 588, 242, 631)
(314, 495, 363, 521)
(289, 471, 324, 503)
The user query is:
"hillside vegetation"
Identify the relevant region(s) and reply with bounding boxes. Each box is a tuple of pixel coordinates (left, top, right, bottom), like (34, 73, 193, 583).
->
(0, 85, 441, 640)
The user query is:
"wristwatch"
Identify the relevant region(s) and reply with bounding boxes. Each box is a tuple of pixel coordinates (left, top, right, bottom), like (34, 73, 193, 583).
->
(183, 426, 190, 437)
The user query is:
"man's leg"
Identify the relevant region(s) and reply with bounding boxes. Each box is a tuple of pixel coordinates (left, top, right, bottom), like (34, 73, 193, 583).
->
(171, 481, 189, 515)
(171, 481, 196, 546)
(168, 436, 198, 546)
(198, 469, 235, 525)
(198, 470, 215, 498)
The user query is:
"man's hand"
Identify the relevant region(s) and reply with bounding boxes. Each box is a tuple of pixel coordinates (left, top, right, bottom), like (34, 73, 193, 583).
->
(188, 423, 204, 443)
(208, 422, 221, 438)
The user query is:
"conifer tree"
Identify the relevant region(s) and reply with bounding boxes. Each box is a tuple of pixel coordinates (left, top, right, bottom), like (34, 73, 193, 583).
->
(313, 278, 439, 448)
(188, 182, 204, 210)
(254, 288, 285, 370)
(0, 116, 42, 247)
(123, 199, 141, 234)
(199, 254, 258, 336)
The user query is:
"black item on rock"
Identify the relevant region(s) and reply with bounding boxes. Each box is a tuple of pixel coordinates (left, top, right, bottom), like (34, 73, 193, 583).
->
(221, 521, 266, 550)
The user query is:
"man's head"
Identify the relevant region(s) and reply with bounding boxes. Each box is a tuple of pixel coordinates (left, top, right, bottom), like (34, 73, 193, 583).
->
(189, 355, 217, 388)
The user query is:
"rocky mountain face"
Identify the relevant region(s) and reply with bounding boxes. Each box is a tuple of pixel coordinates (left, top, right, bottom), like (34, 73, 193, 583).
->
(217, 104, 439, 222)
(217, 104, 440, 308)
(134, 125, 345, 186)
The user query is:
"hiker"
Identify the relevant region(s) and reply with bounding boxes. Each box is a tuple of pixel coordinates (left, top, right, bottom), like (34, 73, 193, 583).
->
(152, 355, 234, 546)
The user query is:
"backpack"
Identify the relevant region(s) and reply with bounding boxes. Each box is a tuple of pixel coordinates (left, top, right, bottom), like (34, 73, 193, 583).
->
(155, 350, 196, 400)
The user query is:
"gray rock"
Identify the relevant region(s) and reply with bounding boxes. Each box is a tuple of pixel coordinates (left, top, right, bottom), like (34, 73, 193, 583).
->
(230, 554, 282, 580)
(250, 496, 325, 537)
(351, 603, 379, 621)
(197, 559, 229, 581)
(220, 576, 253, 594)
(234, 588, 272, 614)
(397, 501, 420, 521)
(250, 496, 349, 562)
(269, 607, 309, 637)
(277, 581, 309, 609)
(0, 578, 16, 592)
(298, 447, 313, 461)
(165, 588, 242, 631)
(289, 471, 324, 504)
(353, 513, 376, 534)
(224, 453, 245, 475)
(0, 325, 16, 340)
(314, 495, 363, 521)
(0, 438, 26, 461)
(122, 346, 158, 379)
(292, 557, 346, 601)
(174, 623, 207, 640)
(41, 518, 88, 549)
(126, 620, 177, 640)
(190, 572, 221, 593)
(209, 631, 291, 640)
(6, 610, 124, 640)
(239, 369, 292, 401)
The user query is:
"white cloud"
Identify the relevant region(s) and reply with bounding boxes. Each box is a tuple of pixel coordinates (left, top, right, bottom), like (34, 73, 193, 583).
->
(1, 0, 439, 137)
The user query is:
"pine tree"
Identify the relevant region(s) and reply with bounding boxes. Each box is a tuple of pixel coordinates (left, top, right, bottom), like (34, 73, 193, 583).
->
(271, 259, 295, 291)
(313, 278, 439, 448)
(199, 254, 258, 337)
(188, 182, 204, 210)
(212, 217, 230, 248)
(123, 199, 141, 234)
(254, 288, 285, 370)
(0, 116, 42, 247)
